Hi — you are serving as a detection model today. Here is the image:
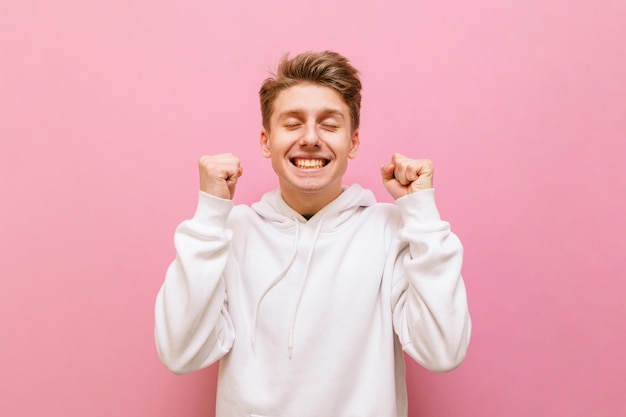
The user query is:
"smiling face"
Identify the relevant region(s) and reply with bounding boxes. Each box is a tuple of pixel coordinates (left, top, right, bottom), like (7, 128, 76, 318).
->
(260, 82, 360, 216)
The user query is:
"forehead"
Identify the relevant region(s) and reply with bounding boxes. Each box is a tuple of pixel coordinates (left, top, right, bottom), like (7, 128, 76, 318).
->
(272, 83, 349, 118)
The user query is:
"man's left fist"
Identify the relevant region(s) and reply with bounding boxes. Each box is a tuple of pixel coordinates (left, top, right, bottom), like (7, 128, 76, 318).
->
(380, 153, 434, 200)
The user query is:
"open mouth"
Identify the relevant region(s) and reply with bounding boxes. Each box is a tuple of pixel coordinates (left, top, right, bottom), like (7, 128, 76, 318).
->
(291, 158, 329, 169)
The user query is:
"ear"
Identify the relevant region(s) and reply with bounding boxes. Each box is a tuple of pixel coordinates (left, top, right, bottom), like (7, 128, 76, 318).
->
(348, 129, 360, 159)
(260, 128, 271, 158)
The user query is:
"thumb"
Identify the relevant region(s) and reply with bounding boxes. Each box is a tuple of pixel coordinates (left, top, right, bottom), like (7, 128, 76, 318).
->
(381, 163, 405, 200)
(380, 163, 395, 181)
(225, 166, 243, 199)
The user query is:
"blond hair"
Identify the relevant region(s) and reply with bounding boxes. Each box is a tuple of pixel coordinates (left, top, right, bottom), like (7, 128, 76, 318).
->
(259, 51, 362, 132)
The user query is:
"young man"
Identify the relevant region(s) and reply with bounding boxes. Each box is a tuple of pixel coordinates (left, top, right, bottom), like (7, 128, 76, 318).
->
(155, 51, 471, 417)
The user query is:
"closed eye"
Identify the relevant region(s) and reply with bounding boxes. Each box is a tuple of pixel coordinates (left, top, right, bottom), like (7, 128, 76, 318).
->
(320, 124, 339, 131)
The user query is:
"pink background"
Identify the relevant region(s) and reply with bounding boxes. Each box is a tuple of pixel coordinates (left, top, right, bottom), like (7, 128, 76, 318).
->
(2, 1, 625, 416)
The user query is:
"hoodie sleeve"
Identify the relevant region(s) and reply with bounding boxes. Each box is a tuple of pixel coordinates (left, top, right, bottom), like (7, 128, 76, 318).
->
(390, 189, 471, 372)
(154, 191, 236, 374)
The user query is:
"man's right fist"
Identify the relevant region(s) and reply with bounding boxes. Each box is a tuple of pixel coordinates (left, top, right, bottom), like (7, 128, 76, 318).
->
(198, 153, 243, 200)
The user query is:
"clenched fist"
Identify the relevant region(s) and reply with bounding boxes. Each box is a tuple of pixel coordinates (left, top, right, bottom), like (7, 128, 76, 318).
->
(380, 153, 434, 200)
(199, 153, 243, 200)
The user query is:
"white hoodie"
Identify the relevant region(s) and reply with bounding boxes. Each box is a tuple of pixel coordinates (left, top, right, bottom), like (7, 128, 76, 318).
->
(155, 184, 471, 417)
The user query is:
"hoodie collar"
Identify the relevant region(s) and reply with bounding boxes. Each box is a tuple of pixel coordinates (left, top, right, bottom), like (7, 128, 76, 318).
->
(251, 183, 376, 230)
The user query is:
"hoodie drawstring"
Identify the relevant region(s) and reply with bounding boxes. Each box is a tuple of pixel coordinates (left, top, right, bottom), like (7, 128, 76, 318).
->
(250, 214, 326, 359)
(250, 218, 300, 350)
(287, 215, 325, 358)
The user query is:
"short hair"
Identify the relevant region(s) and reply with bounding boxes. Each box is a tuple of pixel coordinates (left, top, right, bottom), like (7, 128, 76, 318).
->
(259, 51, 362, 132)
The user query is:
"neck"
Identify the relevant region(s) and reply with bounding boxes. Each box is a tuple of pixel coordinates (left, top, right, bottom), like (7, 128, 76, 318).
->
(279, 184, 342, 217)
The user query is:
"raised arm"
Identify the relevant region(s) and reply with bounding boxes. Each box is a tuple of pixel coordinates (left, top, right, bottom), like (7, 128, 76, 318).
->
(154, 154, 243, 374)
(382, 154, 471, 372)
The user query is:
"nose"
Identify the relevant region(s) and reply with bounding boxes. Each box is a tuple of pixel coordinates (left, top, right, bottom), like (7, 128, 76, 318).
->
(300, 122, 320, 147)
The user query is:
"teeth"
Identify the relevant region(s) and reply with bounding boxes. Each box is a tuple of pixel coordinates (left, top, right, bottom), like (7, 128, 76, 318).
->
(294, 159, 325, 169)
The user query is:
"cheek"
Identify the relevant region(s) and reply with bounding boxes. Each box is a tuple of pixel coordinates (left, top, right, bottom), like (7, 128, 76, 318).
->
(270, 154, 293, 177)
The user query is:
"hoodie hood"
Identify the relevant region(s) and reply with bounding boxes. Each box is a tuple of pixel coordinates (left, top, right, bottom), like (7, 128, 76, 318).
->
(251, 183, 377, 230)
